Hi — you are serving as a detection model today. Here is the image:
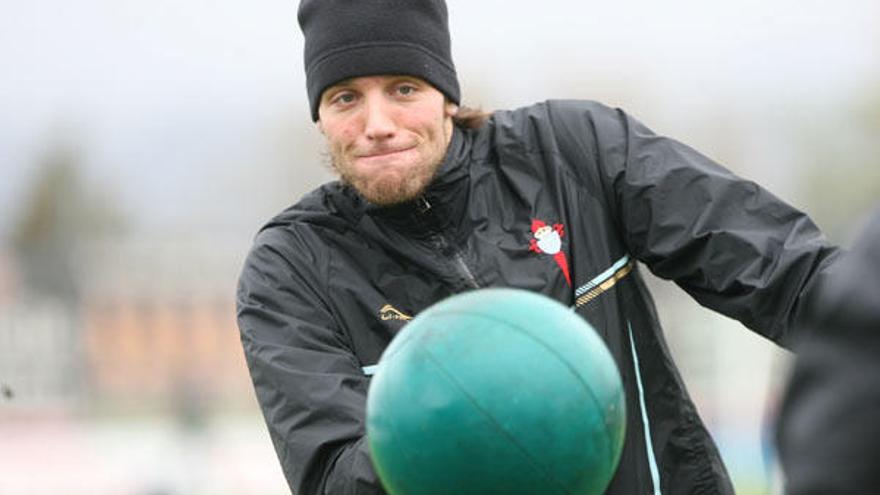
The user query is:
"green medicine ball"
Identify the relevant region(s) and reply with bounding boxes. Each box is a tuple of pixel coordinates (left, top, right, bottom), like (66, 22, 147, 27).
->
(366, 288, 626, 495)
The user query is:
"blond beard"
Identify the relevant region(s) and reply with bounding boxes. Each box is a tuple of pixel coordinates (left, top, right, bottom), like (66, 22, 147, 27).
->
(326, 137, 450, 206)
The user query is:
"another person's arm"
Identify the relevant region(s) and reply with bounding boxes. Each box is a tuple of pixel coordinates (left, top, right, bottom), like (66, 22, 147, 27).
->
(237, 228, 384, 494)
(776, 210, 880, 494)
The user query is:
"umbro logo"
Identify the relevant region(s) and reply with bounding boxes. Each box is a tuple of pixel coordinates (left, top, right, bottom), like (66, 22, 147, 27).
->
(379, 304, 413, 321)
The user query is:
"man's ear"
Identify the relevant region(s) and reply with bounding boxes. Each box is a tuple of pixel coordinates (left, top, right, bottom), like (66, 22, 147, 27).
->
(445, 101, 459, 118)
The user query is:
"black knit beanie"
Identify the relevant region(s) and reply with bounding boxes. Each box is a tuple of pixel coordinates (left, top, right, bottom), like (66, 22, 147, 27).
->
(297, 0, 460, 121)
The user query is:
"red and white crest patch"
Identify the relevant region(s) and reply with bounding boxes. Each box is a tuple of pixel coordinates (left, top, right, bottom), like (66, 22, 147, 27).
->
(529, 218, 571, 286)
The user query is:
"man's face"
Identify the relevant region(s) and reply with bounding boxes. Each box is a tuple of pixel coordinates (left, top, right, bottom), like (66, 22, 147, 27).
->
(317, 75, 458, 206)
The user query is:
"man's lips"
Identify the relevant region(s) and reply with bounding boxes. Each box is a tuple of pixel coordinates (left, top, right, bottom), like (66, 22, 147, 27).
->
(356, 145, 416, 159)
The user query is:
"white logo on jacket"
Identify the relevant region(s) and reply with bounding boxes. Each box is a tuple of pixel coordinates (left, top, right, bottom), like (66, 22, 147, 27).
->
(529, 218, 571, 287)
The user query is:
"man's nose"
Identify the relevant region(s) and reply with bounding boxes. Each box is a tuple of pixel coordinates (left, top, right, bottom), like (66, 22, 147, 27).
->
(363, 95, 396, 140)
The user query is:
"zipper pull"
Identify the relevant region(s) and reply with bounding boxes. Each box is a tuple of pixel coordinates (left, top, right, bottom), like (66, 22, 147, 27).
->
(417, 196, 432, 214)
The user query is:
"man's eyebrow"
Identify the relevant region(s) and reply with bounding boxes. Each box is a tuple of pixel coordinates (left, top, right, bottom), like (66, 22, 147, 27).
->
(326, 80, 356, 91)
(389, 75, 424, 84)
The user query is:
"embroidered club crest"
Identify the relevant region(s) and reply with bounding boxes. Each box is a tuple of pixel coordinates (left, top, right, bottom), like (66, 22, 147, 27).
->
(529, 219, 571, 286)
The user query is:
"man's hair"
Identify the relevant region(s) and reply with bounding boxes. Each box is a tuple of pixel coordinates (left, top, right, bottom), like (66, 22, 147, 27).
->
(453, 106, 493, 130)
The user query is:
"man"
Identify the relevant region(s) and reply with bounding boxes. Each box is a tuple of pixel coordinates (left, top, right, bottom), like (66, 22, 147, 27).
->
(776, 210, 880, 495)
(236, 0, 839, 493)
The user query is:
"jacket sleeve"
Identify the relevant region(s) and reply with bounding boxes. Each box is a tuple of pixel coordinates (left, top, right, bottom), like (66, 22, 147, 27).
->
(236, 228, 385, 494)
(557, 100, 840, 345)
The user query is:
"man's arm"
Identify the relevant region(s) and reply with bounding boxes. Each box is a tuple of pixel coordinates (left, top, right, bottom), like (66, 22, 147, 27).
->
(236, 229, 385, 494)
(554, 100, 840, 345)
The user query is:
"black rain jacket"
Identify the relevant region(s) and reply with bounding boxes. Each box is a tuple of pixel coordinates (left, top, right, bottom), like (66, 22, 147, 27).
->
(236, 100, 839, 494)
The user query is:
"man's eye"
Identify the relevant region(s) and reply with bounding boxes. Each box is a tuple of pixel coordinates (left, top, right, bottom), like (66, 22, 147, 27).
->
(333, 93, 356, 105)
(397, 85, 416, 96)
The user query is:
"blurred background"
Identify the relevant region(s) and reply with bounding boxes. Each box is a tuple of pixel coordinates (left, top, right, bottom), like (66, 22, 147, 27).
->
(1, 0, 878, 493)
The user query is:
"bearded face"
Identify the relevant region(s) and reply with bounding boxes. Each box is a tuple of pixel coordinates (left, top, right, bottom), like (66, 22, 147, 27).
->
(317, 75, 457, 206)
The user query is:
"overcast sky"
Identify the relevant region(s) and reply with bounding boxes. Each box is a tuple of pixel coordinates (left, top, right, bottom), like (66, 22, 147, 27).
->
(2, 0, 878, 238)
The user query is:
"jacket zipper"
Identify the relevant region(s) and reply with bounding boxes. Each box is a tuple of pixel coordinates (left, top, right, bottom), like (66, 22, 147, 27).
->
(452, 252, 481, 289)
(417, 197, 481, 290)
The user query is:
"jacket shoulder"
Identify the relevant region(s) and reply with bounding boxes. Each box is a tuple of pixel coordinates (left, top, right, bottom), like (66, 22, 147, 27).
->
(492, 99, 623, 137)
(259, 182, 361, 235)
(482, 100, 627, 162)
(238, 182, 360, 297)
(479, 100, 628, 191)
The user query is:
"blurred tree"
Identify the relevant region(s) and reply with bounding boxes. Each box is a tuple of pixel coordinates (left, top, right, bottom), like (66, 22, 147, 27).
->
(10, 136, 125, 301)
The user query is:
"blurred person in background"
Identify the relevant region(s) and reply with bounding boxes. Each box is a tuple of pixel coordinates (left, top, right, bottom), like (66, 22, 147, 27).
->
(776, 209, 880, 495)
(235, 0, 839, 493)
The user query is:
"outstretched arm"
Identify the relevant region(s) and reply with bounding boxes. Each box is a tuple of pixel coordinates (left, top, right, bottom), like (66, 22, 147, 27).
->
(551, 100, 840, 344)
